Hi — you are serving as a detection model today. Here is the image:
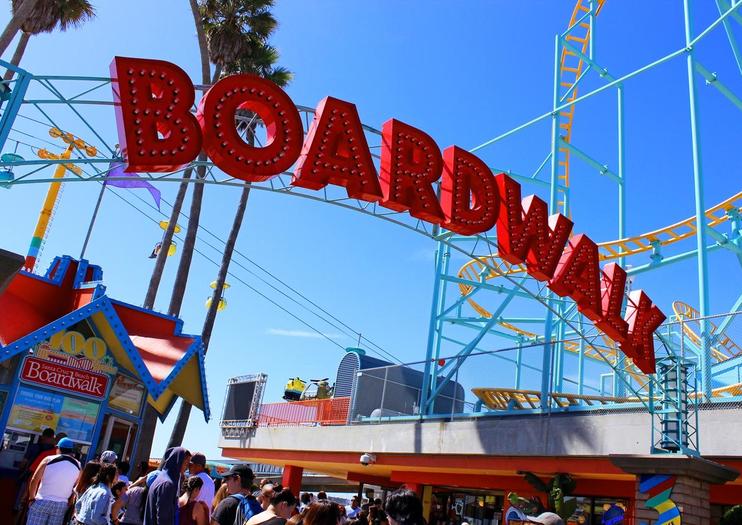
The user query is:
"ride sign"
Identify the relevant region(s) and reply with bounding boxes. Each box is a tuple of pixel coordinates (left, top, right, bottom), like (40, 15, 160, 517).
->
(110, 56, 666, 373)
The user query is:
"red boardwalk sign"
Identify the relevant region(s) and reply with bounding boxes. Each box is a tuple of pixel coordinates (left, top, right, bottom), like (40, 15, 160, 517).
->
(110, 56, 667, 373)
(21, 357, 109, 398)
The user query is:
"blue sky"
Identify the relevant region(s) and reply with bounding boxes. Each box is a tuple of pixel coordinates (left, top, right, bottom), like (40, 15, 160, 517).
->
(0, 1, 740, 460)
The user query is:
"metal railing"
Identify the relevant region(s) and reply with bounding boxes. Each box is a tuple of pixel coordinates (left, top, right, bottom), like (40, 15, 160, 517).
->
(256, 396, 351, 427)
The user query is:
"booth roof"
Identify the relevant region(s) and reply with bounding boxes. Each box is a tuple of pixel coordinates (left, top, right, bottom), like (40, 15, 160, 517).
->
(0, 255, 210, 420)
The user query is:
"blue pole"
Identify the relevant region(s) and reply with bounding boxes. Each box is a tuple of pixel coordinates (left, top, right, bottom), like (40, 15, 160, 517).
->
(420, 240, 447, 414)
(683, 0, 712, 399)
(615, 85, 628, 397)
(540, 33, 562, 410)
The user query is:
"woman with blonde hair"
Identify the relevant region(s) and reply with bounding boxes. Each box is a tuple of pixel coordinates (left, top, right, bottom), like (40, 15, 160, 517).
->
(212, 483, 229, 513)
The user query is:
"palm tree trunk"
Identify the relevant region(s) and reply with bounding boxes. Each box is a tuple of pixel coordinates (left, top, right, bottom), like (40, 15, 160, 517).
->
(0, 0, 38, 58)
(189, 0, 210, 87)
(167, 182, 251, 448)
(167, 158, 206, 317)
(143, 168, 192, 309)
(132, 0, 213, 472)
(3, 32, 29, 81)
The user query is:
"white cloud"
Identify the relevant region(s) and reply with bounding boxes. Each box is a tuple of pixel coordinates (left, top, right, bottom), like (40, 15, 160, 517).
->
(266, 328, 344, 340)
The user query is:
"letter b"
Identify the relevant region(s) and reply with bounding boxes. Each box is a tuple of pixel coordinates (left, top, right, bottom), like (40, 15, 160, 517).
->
(111, 57, 202, 172)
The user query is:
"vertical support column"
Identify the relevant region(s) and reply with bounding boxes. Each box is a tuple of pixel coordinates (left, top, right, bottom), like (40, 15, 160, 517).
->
(577, 316, 585, 396)
(0, 68, 31, 154)
(421, 485, 433, 522)
(588, 0, 596, 61)
(282, 465, 304, 495)
(421, 241, 449, 415)
(615, 84, 627, 398)
(683, 0, 712, 399)
(541, 33, 562, 410)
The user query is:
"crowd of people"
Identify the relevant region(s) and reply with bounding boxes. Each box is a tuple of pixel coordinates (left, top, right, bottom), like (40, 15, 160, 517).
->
(14, 432, 564, 525)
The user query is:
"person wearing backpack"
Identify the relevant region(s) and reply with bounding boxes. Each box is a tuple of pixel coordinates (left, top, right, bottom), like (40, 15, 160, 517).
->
(211, 464, 262, 525)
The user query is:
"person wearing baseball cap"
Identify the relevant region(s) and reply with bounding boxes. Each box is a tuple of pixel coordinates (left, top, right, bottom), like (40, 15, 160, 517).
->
(212, 464, 262, 525)
(526, 512, 564, 525)
(26, 437, 81, 525)
(101, 449, 118, 464)
(189, 452, 215, 517)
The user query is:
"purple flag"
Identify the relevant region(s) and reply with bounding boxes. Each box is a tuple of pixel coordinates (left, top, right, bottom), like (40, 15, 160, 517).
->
(105, 162, 161, 210)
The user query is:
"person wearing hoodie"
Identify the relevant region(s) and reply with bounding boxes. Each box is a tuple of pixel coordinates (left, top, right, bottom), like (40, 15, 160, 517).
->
(144, 447, 191, 525)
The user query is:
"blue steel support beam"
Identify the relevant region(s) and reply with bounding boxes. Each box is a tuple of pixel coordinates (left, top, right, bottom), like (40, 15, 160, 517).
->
(427, 280, 525, 405)
(616, 84, 628, 397)
(558, 138, 620, 183)
(541, 33, 562, 411)
(694, 61, 742, 110)
(420, 241, 448, 415)
(716, 292, 742, 336)
(424, 313, 502, 413)
(429, 242, 452, 386)
(716, 0, 742, 74)
(470, 1, 742, 155)
(684, 0, 713, 399)
(0, 68, 31, 155)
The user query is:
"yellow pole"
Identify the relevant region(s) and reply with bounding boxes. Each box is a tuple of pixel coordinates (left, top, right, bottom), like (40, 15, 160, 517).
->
(25, 144, 73, 272)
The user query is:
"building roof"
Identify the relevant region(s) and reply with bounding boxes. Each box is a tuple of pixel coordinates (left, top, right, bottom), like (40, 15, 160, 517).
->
(0, 255, 209, 420)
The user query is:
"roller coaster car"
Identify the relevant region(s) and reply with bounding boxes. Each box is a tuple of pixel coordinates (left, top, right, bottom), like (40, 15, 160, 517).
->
(283, 377, 306, 401)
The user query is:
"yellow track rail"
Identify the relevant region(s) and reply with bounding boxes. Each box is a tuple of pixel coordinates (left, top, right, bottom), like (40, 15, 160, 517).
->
(473, 382, 742, 410)
(556, 0, 605, 211)
(672, 301, 741, 361)
(458, 191, 742, 322)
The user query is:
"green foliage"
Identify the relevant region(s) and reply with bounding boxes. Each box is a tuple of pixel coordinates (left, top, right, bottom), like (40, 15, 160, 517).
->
(722, 505, 742, 525)
(13, 0, 95, 35)
(518, 471, 577, 520)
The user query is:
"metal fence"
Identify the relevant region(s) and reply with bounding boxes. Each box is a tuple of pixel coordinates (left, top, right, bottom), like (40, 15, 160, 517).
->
(219, 309, 741, 455)
(256, 396, 351, 426)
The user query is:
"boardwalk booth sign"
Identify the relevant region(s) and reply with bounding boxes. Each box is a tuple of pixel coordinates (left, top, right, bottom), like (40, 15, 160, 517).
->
(0, 253, 209, 472)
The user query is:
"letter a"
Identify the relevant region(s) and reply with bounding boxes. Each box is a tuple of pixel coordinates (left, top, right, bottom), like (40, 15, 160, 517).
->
(110, 57, 202, 172)
(549, 234, 602, 321)
(293, 97, 383, 201)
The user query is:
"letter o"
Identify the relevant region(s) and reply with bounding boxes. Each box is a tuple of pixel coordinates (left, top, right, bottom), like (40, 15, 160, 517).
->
(61, 331, 85, 355)
(197, 74, 303, 182)
(84, 337, 107, 361)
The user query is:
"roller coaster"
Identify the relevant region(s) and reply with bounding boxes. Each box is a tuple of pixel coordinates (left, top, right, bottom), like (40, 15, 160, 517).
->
(418, 0, 742, 456)
(0, 0, 740, 456)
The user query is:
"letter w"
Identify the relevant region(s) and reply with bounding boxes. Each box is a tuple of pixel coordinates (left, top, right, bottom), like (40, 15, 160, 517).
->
(495, 174, 573, 281)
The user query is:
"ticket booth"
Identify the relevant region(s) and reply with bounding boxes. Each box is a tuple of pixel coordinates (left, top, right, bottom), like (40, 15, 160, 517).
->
(0, 255, 209, 478)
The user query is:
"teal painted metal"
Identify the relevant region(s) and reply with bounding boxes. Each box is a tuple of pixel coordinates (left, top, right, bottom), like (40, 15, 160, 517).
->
(684, 0, 713, 400)
(420, 241, 447, 415)
(694, 61, 742, 110)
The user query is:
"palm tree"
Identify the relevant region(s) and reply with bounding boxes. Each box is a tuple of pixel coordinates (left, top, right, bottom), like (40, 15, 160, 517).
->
(0, 0, 39, 58)
(166, 3, 292, 448)
(3, 0, 95, 80)
(134, 0, 215, 473)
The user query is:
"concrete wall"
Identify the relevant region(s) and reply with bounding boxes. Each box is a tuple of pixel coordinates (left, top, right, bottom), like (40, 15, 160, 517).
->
(220, 405, 742, 458)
